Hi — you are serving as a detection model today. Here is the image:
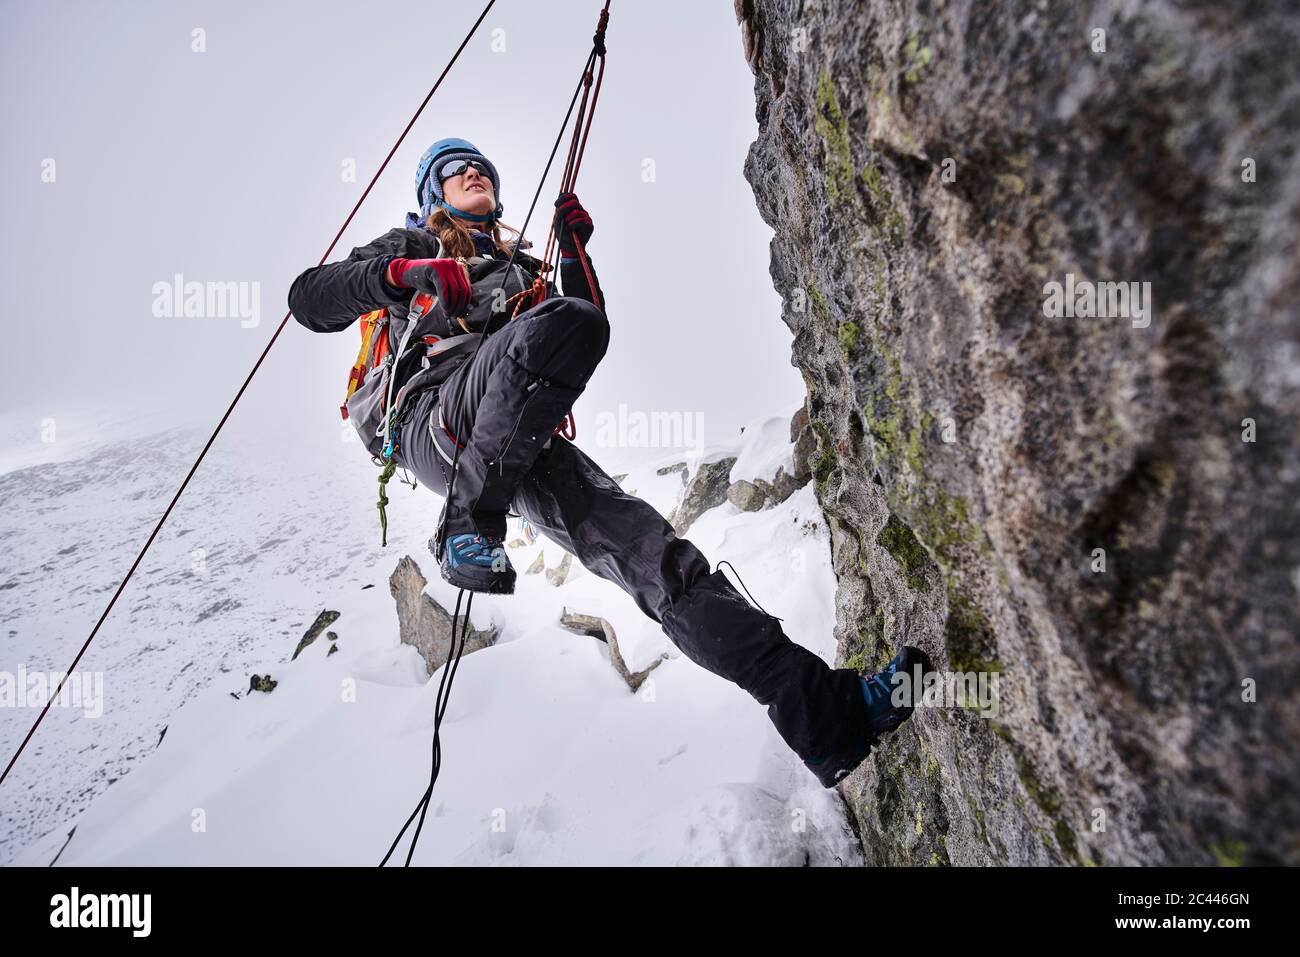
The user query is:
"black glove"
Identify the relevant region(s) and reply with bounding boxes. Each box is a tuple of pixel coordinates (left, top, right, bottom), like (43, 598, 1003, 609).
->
(553, 192, 594, 258)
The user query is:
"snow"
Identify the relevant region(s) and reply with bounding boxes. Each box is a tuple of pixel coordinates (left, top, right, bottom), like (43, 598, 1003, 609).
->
(728, 413, 797, 488)
(2, 402, 860, 867)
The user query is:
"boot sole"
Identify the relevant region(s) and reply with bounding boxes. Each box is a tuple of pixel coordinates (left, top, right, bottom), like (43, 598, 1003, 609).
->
(439, 556, 517, 595)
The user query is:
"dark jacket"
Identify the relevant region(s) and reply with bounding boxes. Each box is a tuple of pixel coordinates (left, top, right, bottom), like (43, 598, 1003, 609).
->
(288, 221, 605, 396)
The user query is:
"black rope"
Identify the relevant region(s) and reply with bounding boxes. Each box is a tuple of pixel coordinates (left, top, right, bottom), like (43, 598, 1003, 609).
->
(379, 586, 474, 866)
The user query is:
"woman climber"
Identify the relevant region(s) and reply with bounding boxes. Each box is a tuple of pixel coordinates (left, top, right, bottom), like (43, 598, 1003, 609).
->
(288, 137, 934, 788)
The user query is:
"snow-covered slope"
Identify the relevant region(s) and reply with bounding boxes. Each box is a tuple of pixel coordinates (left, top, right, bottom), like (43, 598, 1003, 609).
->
(3, 407, 860, 866)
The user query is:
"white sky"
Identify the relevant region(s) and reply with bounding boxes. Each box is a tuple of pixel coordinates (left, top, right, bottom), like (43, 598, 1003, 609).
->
(1, 0, 804, 462)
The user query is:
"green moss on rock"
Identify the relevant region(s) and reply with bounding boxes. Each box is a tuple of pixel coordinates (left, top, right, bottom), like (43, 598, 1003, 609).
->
(863, 353, 907, 462)
(917, 487, 979, 571)
(902, 33, 935, 85)
(944, 591, 1002, 674)
(1210, 840, 1246, 867)
(807, 283, 829, 323)
(814, 70, 854, 206)
(877, 514, 931, 589)
(1010, 746, 1084, 865)
(838, 320, 861, 357)
(861, 164, 904, 246)
(1055, 819, 1081, 865)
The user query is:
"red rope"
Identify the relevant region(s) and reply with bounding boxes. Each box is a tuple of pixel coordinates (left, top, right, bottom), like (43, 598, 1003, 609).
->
(539, 3, 610, 314)
(503, 1, 610, 440)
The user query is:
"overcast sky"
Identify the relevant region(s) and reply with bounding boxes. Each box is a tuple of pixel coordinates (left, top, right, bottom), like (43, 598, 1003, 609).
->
(1, 0, 804, 467)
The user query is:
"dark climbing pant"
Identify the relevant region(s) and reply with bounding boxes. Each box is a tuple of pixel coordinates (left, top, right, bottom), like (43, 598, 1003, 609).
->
(394, 295, 872, 787)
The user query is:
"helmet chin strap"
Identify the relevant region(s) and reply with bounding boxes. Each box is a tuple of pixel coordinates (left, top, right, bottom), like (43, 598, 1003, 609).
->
(437, 198, 497, 224)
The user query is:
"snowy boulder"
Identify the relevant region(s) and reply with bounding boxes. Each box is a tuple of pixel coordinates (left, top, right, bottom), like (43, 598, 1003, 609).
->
(770, 465, 800, 504)
(752, 472, 796, 508)
(668, 456, 737, 535)
(248, 674, 277, 694)
(655, 461, 688, 484)
(388, 556, 497, 674)
(726, 479, 766, 512)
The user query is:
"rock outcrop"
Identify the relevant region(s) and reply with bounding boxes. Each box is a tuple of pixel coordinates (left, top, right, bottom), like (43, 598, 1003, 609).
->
(736, 0, 1300, 865)
(291, 610, 340, 661)
(389, 557, 497, 674)
(545, 551, 574, 587)
(668, 456, 738, 534)
(558, 608, 667, 692)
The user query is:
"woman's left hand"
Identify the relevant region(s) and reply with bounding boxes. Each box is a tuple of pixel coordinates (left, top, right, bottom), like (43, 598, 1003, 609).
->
(554, 192, 594, 256)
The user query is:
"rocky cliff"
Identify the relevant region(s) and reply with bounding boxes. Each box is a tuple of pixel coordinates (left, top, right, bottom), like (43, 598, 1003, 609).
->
(736, 0, 1300, 864)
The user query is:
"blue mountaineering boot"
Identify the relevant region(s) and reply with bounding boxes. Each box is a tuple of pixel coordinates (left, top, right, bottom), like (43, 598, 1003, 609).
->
(437, 531, 517, 594)
(802, 644, 935, 787)
(859, 645, 934, 740)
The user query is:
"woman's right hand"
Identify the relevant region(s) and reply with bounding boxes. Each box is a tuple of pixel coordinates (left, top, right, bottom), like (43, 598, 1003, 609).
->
(385, 257, 472, 317)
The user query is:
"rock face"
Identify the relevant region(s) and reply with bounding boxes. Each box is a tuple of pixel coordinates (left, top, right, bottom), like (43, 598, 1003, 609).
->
(735, 0, 1300, 865)
(790, 400, 816, 486)
(389, 557, 497, 674)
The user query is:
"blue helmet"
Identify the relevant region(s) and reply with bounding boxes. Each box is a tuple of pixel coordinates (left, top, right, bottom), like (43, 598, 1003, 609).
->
(415, 137, 503, 223)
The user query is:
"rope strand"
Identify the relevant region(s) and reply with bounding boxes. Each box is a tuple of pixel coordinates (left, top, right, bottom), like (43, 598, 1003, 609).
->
(380, 588, 474, 867)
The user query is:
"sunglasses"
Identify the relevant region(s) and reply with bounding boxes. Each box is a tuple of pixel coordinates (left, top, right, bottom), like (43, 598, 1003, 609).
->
(439, 158, 492, 183)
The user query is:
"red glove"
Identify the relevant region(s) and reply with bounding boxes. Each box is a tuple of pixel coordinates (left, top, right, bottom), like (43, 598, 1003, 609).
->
(553, 192, 593, 258)
(386, 257, 472, 317)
